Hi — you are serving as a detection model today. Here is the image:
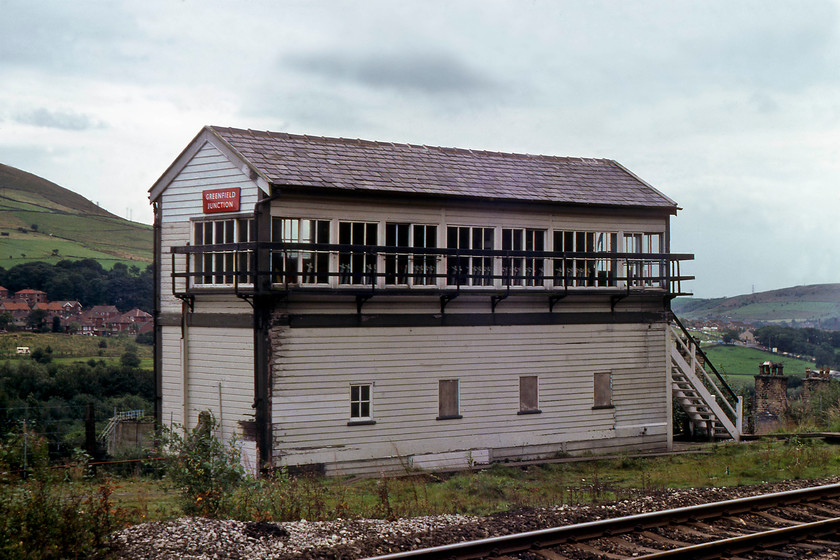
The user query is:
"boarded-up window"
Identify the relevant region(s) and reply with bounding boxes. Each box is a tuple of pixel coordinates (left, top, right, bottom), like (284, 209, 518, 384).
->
(438, 379, 461, 419)
(519, 375, 540, 413)
(594, 372, 612, 408)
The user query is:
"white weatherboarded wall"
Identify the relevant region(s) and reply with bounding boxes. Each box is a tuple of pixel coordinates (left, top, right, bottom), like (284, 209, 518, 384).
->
(159, 141, 261, 315)
(270, 321, 668, 475)
(156, 138, 259, 452)
(185, 327, 254, 437)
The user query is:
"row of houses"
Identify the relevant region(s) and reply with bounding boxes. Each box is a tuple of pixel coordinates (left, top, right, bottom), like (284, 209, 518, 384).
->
(0, 287, 152, 335)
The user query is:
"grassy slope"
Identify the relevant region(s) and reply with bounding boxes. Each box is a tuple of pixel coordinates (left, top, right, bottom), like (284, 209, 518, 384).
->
(672, 284, 840, 326)
(0, 163, 152, 268)
(0, 332, 152, 362)
(702, 344, 815, 390)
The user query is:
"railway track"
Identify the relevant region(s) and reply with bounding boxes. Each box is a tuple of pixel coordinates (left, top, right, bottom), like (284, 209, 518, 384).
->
(365, 483, 840, 560)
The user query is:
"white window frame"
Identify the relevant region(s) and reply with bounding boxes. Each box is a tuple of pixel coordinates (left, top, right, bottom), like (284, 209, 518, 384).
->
(349, 383, 374, 423)
(271, 218, 331, 285)
(446, 226, 494, 287)
(192, 215, 254, 286)
(384, 222, 439, 287)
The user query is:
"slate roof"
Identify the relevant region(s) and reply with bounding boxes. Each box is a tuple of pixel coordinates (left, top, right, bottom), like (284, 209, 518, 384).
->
(208, 126, 677, 212)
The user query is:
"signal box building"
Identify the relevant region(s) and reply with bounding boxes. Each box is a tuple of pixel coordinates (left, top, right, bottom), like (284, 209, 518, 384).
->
(150, 126, 703, 475)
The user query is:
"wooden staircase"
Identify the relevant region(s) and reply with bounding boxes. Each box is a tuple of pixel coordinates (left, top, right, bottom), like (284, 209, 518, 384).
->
(670, 316, 743, 441)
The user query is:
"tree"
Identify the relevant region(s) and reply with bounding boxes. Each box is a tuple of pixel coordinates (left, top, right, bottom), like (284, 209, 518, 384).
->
(51, 315, 62, 333)
(721, 328, 740, 344)
(26, 309, 48, 332)
(120, 347, 141, 368)
(30, 347, 52, 364)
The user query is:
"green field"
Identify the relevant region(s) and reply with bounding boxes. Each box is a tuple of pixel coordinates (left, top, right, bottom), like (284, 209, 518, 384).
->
(0, 332, 152, 362)
(0, 163, 153, 268)
(702, 344, 815, 390)
(0, 230, 149, 269)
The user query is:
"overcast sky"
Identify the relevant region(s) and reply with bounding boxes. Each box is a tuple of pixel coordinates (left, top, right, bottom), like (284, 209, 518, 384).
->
(1, 0, 838, 298)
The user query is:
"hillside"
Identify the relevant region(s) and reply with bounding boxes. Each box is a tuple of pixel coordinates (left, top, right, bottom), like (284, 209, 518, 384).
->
(672, 284, 840, 328)
(0, 163, 152, 268)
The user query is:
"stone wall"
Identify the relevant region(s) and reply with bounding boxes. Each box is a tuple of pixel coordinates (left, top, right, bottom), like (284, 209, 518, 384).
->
(753, 369, 788, 435)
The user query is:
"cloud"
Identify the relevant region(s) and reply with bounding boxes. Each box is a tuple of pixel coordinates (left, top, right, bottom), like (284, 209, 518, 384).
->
(282, 50, 502, 96)
(15, 108, 105, 131)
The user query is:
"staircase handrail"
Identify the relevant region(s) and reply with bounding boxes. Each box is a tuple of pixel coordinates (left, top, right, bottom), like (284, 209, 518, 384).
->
(98, 416, 119, 442)
(670, 313, 738, 403)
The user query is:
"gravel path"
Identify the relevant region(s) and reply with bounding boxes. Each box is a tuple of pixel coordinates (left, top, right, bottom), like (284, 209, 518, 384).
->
(111, 477, 840, 560)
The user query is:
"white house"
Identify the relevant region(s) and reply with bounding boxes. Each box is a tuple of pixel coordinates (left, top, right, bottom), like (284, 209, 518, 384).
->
(150, 126, 738, 476)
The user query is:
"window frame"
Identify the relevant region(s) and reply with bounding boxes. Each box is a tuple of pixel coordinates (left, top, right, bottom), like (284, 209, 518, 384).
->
(348, 383, 376, 426)
(623, 232, 664, 287)
(192, 215, 254, 287)
(517, 375, 541, 415)
(271, 217, 331, 285)
(593, 371, 614, 409)
(501, 228, 546, 287)
(338, 220, 379, 285)
(446, 225, 494, 287)
(384, 222, 439, 287)
(553, 230, 617, 288)
(437, 379, 462, 420)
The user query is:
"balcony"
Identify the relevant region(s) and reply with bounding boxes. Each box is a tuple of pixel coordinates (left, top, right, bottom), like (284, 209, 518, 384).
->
(171, 242, 694, 305)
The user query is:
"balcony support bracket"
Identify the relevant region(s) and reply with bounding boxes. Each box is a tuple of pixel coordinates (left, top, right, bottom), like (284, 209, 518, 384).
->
(440, 293, 458, 314)
(356, 293, 373, 315)
(610, 293, 628, 313)
(174, 293, 195, 313)
(548, 292, 567, 313)
(491, 291, 509, 313)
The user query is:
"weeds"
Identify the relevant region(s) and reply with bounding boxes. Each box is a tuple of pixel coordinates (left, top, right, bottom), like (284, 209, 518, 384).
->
(0, 473, 131, 560)
(160, 411, 244, 517)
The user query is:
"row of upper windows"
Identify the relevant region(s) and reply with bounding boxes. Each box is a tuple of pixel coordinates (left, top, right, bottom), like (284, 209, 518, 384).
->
(270, 218, 661, 251)
(347, 372, 613, 425)
(190, 216, 663, 288)
(191, 217, 662, 250)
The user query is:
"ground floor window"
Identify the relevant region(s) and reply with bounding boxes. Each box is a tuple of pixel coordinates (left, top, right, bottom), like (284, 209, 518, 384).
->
(593, 372, 613, 409)
(349, 384, 372, 421)
(518, 375, 540, 414)
(437, 379, 461, 419)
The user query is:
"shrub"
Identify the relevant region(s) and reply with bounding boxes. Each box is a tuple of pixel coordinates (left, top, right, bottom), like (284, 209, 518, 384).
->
(162, 411, 245, 517)
(0, 478, 129, 560)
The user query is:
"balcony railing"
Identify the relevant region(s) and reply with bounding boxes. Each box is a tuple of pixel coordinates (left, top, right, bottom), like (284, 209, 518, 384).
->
(171, 242, 694, 298)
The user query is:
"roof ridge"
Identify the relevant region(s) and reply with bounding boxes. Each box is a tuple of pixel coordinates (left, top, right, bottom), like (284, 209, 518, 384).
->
(204, 125, 678, 212)
(210, 125, 600, 162)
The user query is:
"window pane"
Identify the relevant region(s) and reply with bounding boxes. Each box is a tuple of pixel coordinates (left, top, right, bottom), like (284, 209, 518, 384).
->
(350, 384, 372, 419)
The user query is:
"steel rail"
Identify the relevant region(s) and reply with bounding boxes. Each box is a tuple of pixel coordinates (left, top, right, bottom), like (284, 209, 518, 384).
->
(635, 517, 840, 559)
(363, 483, 840, 560)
